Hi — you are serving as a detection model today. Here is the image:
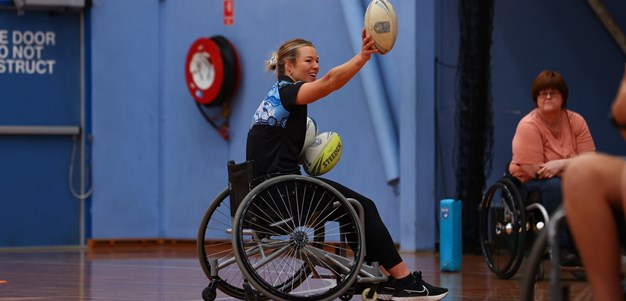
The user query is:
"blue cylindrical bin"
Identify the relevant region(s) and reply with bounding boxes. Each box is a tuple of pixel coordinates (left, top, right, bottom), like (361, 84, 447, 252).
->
(439, 199, 462, 272)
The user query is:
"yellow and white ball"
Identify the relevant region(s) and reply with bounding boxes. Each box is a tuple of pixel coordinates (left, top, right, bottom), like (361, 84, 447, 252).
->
(303, 132, 343, 176)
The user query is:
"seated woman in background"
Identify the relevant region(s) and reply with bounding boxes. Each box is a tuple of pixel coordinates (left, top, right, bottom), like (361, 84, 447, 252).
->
(509, 69, 595, 266)
(563, 66, 626, 301)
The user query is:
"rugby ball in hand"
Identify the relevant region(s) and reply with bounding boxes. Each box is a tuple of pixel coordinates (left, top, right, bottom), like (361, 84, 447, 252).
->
(364, 0, 398, 55)
(299, 117, 319, 158)
(303, 132, 343, 176)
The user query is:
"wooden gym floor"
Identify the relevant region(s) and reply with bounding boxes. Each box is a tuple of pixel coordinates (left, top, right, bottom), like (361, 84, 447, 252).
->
(0, 242, 598, 301)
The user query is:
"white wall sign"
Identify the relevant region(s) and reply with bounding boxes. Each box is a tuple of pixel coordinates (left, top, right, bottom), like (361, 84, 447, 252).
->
(0, 29, 57, 75)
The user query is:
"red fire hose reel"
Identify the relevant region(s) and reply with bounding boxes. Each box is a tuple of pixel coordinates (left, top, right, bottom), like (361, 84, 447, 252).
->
(185, 35, 241, 141)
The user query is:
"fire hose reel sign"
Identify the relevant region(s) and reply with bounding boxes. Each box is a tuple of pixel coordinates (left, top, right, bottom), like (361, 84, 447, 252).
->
(224, 0, 234, 26)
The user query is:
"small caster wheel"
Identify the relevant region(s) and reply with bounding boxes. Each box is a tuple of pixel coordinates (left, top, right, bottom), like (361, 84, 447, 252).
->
(361, 288, 378, 301)
(201, 285, 217, 301)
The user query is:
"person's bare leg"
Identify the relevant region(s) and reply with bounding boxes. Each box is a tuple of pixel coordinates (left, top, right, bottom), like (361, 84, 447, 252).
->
(563, 153, 625, 301)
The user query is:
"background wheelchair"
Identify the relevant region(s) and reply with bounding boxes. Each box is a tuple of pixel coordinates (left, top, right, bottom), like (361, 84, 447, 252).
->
(479, 170, 549, 280)
(197, 161, 387, 301)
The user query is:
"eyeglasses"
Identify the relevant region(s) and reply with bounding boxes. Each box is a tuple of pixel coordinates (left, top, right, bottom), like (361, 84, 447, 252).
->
(538, 90, 561, 98)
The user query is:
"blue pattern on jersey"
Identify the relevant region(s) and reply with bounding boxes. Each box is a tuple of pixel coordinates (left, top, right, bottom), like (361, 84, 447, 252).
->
(251, 80, 294, 128)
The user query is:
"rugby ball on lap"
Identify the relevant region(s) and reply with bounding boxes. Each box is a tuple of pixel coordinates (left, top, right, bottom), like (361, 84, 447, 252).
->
(299, 117, 319, 158)
(303, 132, 343, 176)
(364, 0, 398, 55)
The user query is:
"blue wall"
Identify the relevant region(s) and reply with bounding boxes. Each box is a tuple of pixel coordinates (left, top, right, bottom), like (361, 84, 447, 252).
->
(89, 0, 409, 244)
(2, 0, 625, 250)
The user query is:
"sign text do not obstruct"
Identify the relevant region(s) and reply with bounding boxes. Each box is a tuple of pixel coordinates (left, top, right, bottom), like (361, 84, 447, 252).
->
(0, 29, 57, 75)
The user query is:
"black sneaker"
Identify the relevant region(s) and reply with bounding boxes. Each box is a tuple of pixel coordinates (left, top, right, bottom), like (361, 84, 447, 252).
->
(376, 277, 396, 300)
(391, 271, 448, 301)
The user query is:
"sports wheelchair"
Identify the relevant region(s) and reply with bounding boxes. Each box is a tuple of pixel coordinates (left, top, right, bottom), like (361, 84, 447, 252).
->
(197, 161, 387, 301)
(478, 170, 550, 279)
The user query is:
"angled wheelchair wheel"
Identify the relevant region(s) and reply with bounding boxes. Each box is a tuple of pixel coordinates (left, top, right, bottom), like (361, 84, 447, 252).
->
(479, 177, 527, 279)
(198, 188, 259, 300)
(232, 175, 365, 301)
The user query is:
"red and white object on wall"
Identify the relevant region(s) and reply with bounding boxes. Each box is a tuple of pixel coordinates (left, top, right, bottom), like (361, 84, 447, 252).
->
(184, 35, 241, 140)
(185, 37, 224, 106)
(223, 0, 234, 26)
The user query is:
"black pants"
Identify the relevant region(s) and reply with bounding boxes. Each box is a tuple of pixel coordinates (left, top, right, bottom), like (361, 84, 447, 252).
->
(317, 177, 403, 269)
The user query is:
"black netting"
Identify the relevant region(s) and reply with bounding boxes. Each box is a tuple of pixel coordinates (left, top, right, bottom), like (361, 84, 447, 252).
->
(455, 0, 495, 253)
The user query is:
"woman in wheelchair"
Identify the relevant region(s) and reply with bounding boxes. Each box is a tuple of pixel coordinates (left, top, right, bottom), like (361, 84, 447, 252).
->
(245, 32, 448, 300)
(509, 70, 596, 267)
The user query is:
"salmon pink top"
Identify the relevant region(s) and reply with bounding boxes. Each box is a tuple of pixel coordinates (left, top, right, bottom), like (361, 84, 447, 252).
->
(509, 109, 595, 183)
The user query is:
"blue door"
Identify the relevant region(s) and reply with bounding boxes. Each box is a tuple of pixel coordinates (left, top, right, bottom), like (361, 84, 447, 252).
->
(0, 10, 83, 247)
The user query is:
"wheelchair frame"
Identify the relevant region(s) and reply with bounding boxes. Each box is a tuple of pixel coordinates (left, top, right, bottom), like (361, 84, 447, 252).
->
(197, 165, 388, 301)
(520, 206, 587, 301)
